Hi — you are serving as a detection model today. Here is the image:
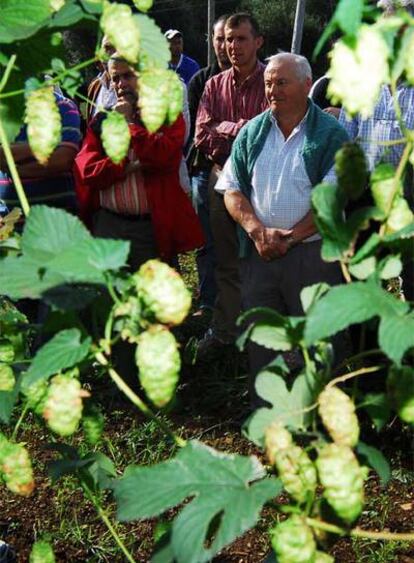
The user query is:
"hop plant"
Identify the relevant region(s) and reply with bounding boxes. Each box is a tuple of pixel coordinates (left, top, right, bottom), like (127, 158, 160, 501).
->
(265, 423, 317, 504)
(385, 197, 414, 233)
(167, 72, 184, 125)
(23, 379, 49, 416)
(82, 406, 105, 446)
(25, 85, 61, 165)
(315, 552, 334, 563)
(138, 70, 170, 132)
(101, 2, 140, 63)
(101, 112, 131, 164)
(134, 260, 191, 325)
(371, 163, 400, 216)
(133, 0, 153, 12)
(335, 142, 367, 201)
(318, 386, 359, 447)
(327, 25, 389, 118)
(0, 441, 35, 496)
(29, 540, 56, 563)
(0, 338, 15, 363)
(387, 366, 414, 424)
(270, 515, 316, 563)
(43, 375, 90, 436)
(316, 444, 367, 524)
(0, 363, 15, 392)
(113, 296, 143, 343)
(404, 28, 414, 85)
(136, 325, 180, 407)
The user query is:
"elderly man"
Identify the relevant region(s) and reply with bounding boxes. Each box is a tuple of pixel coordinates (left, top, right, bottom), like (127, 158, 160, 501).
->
(165, 29, 200, 85)
(215, 53, 348, 393)
(74, 55, 204, 270)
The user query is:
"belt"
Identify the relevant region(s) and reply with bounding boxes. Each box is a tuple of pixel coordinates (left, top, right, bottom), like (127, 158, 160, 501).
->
(103, 208, 151, 222)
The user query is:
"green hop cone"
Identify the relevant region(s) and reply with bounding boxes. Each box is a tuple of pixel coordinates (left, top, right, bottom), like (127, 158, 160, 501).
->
(134, 259, 191, 325)
(23, 379, 49, 416)
(139, 70, 170, 132)
(136, 325, 180, 407)
(167, 71, 184, 125)
(387, 366, 414, 424)
(0, 338, 15, 363)
(265, 423, 317, 504)
(371, 163, 400, 217)
(133, 0, 153, 12)
(270, 515, 316, 563)
(101, 2, 140, 63)
(50, 0, 65, 11)
(316, 444, 367, 524)
(318, 386, 359, 447)
(0, 441, 35, 496)
(25, 85, 61, 165)
(82, 406, 105, 445)
(385, 197, 414, 233)
(101, 112, 131, 164)
(404, 28, 414, 85)
(0, 363, 15, 392)
(113, 296, 143, 343)
(30, 540, 56, 563)
(315, 552, 334, 563)
(335, 142, 367, 201)
(43, 375, 90, 436)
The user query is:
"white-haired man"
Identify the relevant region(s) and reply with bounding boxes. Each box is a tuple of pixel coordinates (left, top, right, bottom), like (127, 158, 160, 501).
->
(215, 53, 349, 398)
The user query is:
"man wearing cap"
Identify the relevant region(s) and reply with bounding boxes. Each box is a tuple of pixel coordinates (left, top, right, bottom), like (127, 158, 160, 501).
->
(165, 29, 200, 85)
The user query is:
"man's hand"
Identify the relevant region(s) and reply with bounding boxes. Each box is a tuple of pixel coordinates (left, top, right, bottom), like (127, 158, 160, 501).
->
(249, 226, 293, 261)
(114, 98, 135, 122)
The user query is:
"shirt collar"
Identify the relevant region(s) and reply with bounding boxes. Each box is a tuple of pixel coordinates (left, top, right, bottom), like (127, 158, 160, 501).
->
(230, 61, 264, 88)
(270, 107, 309, 139)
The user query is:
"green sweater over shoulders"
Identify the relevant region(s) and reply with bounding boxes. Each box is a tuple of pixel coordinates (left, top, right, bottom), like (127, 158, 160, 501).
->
(230, 99, 349, 257)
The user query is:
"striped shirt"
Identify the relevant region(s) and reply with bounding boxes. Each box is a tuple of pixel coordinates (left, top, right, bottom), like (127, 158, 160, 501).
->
(0, 93, 81, 209)
(99, 147, 149, 215)
(194, 62, 267, 166)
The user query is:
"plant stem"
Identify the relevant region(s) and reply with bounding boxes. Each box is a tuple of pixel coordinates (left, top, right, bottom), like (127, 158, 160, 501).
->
(306, 517, 414, 542)
(0, 55, 17, 93)
(326, 365, 383, 389)
(340, 260, 352, 283)
(83, 484, 136, 563)
(334, 348, 383, 372)
(0, 117, 30, 216)
(11, 402, 30, 441)
(95, 351, 187, 448)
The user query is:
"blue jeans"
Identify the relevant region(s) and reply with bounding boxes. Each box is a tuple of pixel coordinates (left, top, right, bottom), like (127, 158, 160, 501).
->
(191, 170, 217, 309)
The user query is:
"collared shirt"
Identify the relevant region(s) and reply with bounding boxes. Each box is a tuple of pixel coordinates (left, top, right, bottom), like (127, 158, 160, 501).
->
(169, 54, 200, 85)
(215, 112, 320, 242)
(194, 62, 267, 166)
(339, 84, 414, 170)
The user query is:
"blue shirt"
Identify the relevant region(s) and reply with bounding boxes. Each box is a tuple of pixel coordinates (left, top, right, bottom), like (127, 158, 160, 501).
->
(169, 54, 200, 86)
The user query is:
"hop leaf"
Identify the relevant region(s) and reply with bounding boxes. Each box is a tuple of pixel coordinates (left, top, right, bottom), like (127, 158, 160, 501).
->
(265, 423, 317, 504)
(138, 70, 170, 132)
(23, 379, 49, 416)
(25, 86, 61, 165)
(404, 29, 414, 85)
(371, 163, 399, 216)
(30, 540, 56, 563)
(0, 338, 15, 363)
(101, 2, 140, 63)
(167, 72, 184, 125)
(136, 325, 180, 407)
(316, 444, 367, 524)
(82, 406, 105, 445)
(387, 366, 414, 424)
(0, 441, 35, 496)
(113, 296, 143, 343)
(270, 515, 316, 563)
(327, 25, 389, 118)
(0, 363, 15, 392)
(101, 112, 131, 164)
(134, 259, 191, 325)
(335, 142, 367, 201)
(385, 197, 414, 233)
(43, 375, 90, 436)
(318, 386, 359, 447)
(133, 0, 153, 12)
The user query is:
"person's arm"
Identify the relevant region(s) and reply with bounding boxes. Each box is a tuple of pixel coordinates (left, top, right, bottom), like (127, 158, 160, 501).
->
(287, 210, 317, 248)
(16, 145, 78, 178)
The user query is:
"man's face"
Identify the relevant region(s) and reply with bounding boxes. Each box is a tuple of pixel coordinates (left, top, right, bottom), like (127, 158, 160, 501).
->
(108, 60, 138, 103)
(264, 61, 311, 118)
(224, 21, 263, 69)
(169, 35, 183, 59)
(212, 21, 229, 67)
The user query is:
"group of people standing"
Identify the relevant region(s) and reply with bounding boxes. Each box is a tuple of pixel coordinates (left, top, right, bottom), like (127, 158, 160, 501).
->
(0, 3, 413, 402)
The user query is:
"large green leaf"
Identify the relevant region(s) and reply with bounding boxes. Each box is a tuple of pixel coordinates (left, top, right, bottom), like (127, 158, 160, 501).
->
(335, 0, 364, 36)
(359, 393, 391, 431)
(356, 442, 391, 486)
(0, 0, 52, 43)
(0, 255, 66, 299)
(135, 14, 171, 70)
(49, 0, 94, 27)
(113, 441, 281, 563)
(378, 312, 414, 365)
(244, 371, 316, 447)
(0, 377, 21, 424)
(22, 328, 91, 388)
(305, 280, 408, 344)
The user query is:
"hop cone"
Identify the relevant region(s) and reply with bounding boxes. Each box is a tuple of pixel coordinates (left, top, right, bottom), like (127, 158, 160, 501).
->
(387, 366, 414, 424)
(43, 375, 89, 436)
(371, 163, 399, 216)
(82, 406, 105, 446)
(318, 386, 359, 447)
(0, 441, 35, 496)
(23, 379, 49, 416)
(136, 325, 180, 407)
(167, 72, 184, 125)
(0, 338, 15, 363)
(386, 197, 414, 233)
(315, 552, 334, 563)
(316, 444, 367, 524)
(0, 363, 15, 392)
(133, 0, 153, 12)
(139, 70, 170, 132)
(102, 112, 131, 164)
(101, 2, 140, 63)
(29, 540, 56, 563)
(25, 86, 61, 165)
(270, 515, 316, 563)
(113, 296, 142, 343)
(265, 423, 317, 504)
(134, 260, 191, 325)
(335, 142, 367, 201)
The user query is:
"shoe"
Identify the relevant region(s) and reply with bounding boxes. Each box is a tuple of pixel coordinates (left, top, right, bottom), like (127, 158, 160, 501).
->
(194, 328, 234, 362)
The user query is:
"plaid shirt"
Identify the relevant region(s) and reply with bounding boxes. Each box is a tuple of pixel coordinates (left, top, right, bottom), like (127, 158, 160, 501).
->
(194, 62, 267, 166)
(339, 84, 414, 170)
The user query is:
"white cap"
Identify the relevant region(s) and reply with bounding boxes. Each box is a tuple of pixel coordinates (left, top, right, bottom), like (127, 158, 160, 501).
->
(164, 29, 182, 40)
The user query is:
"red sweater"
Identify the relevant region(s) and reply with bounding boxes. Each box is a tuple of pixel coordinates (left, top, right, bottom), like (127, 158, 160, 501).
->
(74, 114, 204, 261)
